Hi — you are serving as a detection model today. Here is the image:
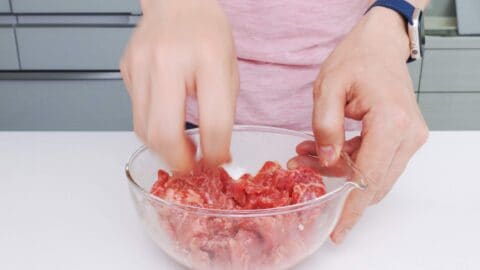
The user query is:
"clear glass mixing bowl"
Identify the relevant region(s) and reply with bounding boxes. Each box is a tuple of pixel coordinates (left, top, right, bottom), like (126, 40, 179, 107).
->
(125, 125, 366, 270)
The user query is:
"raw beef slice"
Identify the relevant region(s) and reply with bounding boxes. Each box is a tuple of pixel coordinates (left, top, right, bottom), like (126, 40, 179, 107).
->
(150, 161, 327, 269)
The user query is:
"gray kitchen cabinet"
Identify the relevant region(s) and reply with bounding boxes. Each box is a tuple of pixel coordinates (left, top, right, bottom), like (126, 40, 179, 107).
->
(0, 0, 10, 12)
(0, 79, 132, 130)
(11, 0, 140, 14)
(0, 27, 19, 70)
(407, 60, 422, 92)
(456, 0, 480, 35)
(419, 93, 480, 130)
(426, 36, 480, 49)
(16, 27, 133, 70)
(420, 50, 480, 92)
(425, 0, 455, 17)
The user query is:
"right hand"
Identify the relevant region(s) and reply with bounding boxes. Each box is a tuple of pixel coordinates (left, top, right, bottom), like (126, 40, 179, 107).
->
(120, 0, 239, 172)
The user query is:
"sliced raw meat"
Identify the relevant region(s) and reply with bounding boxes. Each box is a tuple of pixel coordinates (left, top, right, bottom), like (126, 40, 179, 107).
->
(150, 161, 327, 270)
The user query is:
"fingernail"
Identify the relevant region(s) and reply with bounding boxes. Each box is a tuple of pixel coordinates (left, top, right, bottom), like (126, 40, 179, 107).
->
(318, 145, 339, 167)
(333, 228, 350, 244)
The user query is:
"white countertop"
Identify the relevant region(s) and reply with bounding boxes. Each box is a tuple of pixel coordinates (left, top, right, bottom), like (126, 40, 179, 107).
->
(1, 132, 479, 270)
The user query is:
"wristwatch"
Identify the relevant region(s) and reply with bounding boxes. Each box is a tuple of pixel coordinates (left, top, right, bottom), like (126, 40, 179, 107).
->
(367, 0, 425, 62)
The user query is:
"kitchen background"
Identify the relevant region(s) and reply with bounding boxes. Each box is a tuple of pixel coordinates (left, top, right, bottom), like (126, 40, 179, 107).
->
(0, 0, 478, 131)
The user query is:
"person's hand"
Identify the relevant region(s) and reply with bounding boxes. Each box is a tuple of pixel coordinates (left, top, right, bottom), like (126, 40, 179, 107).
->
(120, 0, 239, 172)
(289, 7, 429, 243)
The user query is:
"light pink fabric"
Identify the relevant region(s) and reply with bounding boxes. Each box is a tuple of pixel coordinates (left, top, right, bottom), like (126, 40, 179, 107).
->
(187, 0, 368, 131)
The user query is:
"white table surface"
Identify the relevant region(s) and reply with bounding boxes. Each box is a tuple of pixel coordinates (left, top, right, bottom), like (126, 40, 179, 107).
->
(1, 131, 479, 270)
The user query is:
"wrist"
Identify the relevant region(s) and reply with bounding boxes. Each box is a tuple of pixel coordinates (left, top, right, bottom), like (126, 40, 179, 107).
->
(405, 0, 429, 10)
(364, 7, 411, 61)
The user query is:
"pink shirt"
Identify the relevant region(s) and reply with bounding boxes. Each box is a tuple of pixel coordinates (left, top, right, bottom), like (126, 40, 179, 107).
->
(187, 0, 369, 131)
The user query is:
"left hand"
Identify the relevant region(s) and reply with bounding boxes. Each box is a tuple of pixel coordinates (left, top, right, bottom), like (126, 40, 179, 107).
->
(288, 7, 429, 243)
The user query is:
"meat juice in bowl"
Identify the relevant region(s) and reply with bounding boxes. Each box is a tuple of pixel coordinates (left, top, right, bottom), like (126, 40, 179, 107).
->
(126, 126, 366, 270)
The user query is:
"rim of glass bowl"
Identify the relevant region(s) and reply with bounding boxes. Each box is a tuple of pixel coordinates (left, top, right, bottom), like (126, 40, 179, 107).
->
(125, 125, 364, 218)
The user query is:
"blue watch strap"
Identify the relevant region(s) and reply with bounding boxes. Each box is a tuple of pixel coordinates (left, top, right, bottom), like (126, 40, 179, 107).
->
(366, 0, 415, 25)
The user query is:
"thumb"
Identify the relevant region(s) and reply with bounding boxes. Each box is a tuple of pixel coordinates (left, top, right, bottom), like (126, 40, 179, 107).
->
(312, 76, 347, 167)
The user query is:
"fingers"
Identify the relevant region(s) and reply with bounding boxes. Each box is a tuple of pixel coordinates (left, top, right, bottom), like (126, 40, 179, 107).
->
(119, 60, 132, 93)
(147, 66, 195, 172)
(287, 155, 319, 170)
(287, 155, 353, 177)
(130, 62, 151, 139)
(295, 140, 317, 156)
(330, 187, 372, 243)
(343, 136, 362, 155)
(120, 39, 151, 140)
(295, 136, 362, 156)
(289, 137, 362, 177)
(369, 142, 411, 205)
(354, 109, 408, 188)
(312, 76, 347, 166)
(371, 123, 429, 204)
(122, 45, 186, 168)
(331, 110, 405, 243)
(195, 54, 239, 166)
(119, 2, 238, 173)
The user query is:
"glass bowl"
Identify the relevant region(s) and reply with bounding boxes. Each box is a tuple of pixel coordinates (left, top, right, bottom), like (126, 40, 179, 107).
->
(125, 125, 365, 270)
